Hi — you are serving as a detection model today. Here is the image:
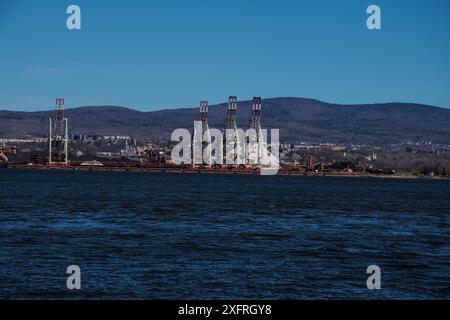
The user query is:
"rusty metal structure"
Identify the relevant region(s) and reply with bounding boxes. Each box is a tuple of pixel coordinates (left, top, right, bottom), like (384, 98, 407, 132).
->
(306, 154, 324, 171)
(225, 96, 238, 130)
(248, 97, 263, 165)
(122, 137, 166, 166)
(193, 100, 211, 166)
(224, 96, 239, 165)
(189, 96, 265, 167)
(249, 97, 262, 131)
(0, 145, 17, 168)
(49, 98, 69, 165)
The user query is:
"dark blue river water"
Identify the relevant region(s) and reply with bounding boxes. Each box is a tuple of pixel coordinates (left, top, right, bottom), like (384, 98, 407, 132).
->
(0, 170, 449, 299)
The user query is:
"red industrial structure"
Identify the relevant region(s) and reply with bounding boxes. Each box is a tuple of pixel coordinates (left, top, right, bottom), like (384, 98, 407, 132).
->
(199, 100, 209, 124)
(0, 145, 17, 168)
(224, 96, 239, 166)
(249, 96, 262, 131)
(192, 96, 264, 167)
(193, 100, 211, 167)
(49, 98, 69, 165)
(225, 96, 237, 130)
(248, 97, 263, 165)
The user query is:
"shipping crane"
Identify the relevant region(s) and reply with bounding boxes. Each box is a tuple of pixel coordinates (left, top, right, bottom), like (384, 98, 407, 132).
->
(49, 98, 69, 165)
(122, 136, 143, 164)
(122, 137, 165, 166)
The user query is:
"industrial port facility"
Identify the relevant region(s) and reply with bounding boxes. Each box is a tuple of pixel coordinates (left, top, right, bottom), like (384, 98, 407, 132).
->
(2, 96, 275, 174)
(1, 97, 449, 178)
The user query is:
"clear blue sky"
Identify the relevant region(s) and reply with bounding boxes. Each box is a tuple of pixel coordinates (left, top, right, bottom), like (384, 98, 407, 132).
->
(0, 0, 449, 111)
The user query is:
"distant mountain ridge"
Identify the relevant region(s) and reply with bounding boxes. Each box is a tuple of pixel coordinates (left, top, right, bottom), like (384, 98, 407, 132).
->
(1, 97, 450, 146)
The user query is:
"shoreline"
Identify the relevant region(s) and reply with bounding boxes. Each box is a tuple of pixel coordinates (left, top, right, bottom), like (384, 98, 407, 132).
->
(3, 163, 448, 181)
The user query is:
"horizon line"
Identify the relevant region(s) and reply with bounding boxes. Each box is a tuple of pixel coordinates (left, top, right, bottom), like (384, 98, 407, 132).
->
(0, 96, 448, 113)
